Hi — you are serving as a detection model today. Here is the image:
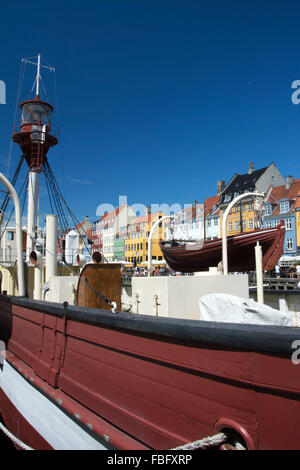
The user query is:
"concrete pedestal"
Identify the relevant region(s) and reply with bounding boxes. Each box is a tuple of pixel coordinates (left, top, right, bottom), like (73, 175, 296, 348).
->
(132, 274, 249, 320)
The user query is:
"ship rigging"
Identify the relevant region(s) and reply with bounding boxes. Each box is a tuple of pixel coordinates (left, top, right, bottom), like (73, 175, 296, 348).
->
(0, 54, 92, 261)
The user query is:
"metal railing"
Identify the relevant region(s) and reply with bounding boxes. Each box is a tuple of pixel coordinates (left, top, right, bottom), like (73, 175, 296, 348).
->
(249, 276, 300, 290)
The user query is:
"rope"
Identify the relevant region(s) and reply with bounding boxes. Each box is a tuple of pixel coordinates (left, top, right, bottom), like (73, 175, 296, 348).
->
(43, 158, 92, 255)
(84, 277, 117, 313)
(171, 432, 228, 450)
(0, 419, 233, 451)
(0, 421, 33, 450)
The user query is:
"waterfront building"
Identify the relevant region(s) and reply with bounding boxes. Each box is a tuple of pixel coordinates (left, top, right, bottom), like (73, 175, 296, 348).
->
(113, 236, 125, 262)
(205, 195, 220, 239)
(164, 201, 204, 242)
(0, 226, 27, 262)
(124, 210, 165, 266)
(263, 177, 300, 258)
(74, 216, 92, 257)
(295, 196, 300, 252)
(91, 205, 136, 262)
(217, 162, 284, 237)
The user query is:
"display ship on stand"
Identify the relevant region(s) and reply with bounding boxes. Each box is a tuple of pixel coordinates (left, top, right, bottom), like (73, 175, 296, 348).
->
(0, 56, 300, 451)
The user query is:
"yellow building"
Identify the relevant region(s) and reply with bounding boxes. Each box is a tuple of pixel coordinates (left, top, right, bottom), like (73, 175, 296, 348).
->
(124, 211, 165, 266)
(296, 208, 300, 249)
(218, 162, 285, 237)
(219, 201, 256, 237)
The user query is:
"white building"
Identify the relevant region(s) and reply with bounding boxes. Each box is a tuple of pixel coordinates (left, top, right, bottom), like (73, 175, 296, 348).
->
(205, 195, 221, 240)
(91, 204, 136, 262)
(165, 203, 205, 242)
(0, 226, 27, 262)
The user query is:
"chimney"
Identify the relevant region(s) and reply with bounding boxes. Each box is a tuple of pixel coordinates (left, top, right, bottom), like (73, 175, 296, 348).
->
(248, 162, 254, 174)
(285, 175, 294, 190)
(192, 200, 198, 219)
(217, 180, 225, 195)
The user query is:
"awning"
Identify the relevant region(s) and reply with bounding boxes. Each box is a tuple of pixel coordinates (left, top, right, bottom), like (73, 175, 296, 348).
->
(280, 255, 297, 262)
(141, 259, 166, 265)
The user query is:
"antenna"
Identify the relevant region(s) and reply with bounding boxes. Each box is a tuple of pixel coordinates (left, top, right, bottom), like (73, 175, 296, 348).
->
(21, 54, 55, 97)
(36, 53, 41, 96)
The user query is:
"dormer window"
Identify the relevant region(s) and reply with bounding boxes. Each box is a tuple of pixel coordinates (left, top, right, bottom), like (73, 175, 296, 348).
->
(264, 204, 272, 216)
(280, 201, 289, 213)
(224, 194, 231, 202)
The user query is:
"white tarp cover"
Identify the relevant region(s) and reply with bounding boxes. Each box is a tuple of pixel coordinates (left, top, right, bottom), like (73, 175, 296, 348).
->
(65, 230, 79, 265)
(199, 293, 299, 327)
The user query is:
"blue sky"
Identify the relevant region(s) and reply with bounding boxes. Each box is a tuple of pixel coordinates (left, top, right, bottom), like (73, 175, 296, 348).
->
(0, 0, 299, 225)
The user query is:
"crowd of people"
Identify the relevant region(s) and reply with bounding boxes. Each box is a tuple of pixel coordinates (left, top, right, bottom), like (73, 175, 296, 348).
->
(274, 263, 300, 279)
(121, 266, 181, 277)
(122, 263, 300, 283)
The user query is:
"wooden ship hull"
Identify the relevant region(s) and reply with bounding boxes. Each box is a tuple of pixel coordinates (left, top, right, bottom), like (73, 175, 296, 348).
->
(160, 223, 285, 273)
(0, 289, 300, 450)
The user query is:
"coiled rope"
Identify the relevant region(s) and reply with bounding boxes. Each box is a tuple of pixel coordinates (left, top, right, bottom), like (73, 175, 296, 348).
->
(0, 419, 233, 451)
(171, 432, 228, 450)
(0, 421, 33, 450)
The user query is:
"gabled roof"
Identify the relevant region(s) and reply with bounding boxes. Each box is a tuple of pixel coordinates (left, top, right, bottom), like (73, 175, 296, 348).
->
(204, 195, 219, 217)
(265, 179, 300, 216)
(123, 212, 162, 231)
(219, 166, 268, 204)
(294, 195, 300, 210)
(99, 206, 121, 222)
(133, 213, 157, 224)
(266, 179, 300, 204)
(95, 204, 131, 225)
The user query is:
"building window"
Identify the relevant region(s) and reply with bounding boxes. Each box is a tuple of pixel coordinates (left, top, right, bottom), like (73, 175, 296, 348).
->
(286, 238, 293, 251)
(242, 220, 246, 230)
(214, 218, 218, 226)
(248, 203, 253, 211)
(7, 231, 14, 241)
(224, 194, 231, 202)
(285, 219, 292, 230)
(207, 220, 211, 227)
(228, 221, 233, 232)
(234, 205, 238, 213)
(235, 220, 239, 230)
(248, 218, 253, 229)
(264, 204, 272, 216)
(280, 201, 289, 213)
(265, 221, 272, 228)
(241, 204, 245, 212)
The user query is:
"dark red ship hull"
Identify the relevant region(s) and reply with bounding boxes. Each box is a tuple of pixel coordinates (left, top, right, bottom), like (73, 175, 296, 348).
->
(0, 294, 300, 450)
(160, 223, 285, 273)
